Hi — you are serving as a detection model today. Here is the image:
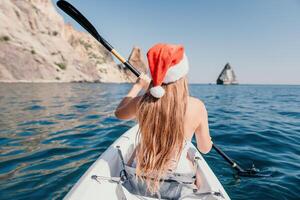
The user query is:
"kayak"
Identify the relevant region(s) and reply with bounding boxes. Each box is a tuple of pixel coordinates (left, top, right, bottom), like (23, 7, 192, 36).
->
(64, 125, 230, 200)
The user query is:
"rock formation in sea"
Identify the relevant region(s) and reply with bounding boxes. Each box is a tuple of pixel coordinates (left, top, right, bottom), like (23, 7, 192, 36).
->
(120, 46, 148, 82)
(0, 0, 145, 83)
(216, 63, 238, 85)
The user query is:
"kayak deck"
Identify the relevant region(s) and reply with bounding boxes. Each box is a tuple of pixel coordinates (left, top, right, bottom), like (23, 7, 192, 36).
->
(64, 125, 230, 200)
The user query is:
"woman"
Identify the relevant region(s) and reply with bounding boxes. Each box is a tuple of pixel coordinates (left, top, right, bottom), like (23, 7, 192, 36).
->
(115, 43, 212, 196)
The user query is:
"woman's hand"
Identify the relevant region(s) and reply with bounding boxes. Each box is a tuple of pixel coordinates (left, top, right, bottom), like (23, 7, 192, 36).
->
(134, 73, 151, 91)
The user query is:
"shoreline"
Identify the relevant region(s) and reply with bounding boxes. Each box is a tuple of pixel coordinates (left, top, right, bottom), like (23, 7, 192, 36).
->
(0, 80, 132, 83)
(0, 81, 299, 86)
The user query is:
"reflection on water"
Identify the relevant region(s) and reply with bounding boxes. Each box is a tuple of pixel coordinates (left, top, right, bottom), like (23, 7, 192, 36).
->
(0, 83, 299, 200)
(0, 83, 132, 199)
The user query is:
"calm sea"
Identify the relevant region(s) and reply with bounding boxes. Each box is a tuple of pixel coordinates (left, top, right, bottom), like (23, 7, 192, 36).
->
(0, 83, 299, 200)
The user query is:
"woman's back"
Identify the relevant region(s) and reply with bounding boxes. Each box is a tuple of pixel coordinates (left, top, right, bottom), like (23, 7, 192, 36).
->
(184, 96, 212, 154)
(165, 96, 211, 176)
(115, 43, 212, 194)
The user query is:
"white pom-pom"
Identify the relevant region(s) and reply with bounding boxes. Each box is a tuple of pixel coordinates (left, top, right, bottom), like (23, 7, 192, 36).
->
(150, 86, 165, 98)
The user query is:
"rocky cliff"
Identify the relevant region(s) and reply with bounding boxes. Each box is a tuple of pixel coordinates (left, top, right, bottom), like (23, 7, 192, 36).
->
(0, 0, 147, 82)
(216, 63, 238, 85)
(121, 46, 148, 82)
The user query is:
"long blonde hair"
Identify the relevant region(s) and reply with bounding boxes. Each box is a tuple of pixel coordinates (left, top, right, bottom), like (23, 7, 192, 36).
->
(136, 77, 189, 194)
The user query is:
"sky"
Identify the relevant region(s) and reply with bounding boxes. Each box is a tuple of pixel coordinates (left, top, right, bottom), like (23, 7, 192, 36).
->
(53, 0, 300, 84)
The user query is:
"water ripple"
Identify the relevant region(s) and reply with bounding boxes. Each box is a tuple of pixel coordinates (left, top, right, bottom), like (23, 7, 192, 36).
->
(0, 83, 299, 200)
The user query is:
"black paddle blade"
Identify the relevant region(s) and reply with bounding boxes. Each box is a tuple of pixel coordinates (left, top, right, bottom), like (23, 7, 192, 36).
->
(237, 170, 271, 178)
(56, 0, 113, 51)
(237, 164, 272, 178)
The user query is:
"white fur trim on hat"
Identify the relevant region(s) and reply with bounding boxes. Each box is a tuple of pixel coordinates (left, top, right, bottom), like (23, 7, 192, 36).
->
(150, 86, 165, 98)
(163, 54, 189, 84)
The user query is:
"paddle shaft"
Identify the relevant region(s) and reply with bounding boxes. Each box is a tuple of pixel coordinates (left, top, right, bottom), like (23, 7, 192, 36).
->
(212, 144, 245, 172)
(57, 0, 251, 176)
(56, 0, 140, 77)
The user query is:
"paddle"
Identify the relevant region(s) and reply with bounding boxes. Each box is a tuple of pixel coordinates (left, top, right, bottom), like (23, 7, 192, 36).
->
(56, 0, 140, 77)
(56, 0, 269, 178)
(212, 144, 270, 177)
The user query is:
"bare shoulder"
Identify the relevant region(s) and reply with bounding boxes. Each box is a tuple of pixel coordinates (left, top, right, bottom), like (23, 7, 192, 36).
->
(188, 96, 207, 113)
(186, 96, 208, 131)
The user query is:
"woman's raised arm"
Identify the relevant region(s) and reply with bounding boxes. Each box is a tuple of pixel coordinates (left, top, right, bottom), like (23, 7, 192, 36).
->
(114, 74, 150, 120)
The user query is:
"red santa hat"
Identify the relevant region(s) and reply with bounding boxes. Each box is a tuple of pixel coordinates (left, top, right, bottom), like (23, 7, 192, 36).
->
(147, 43, 189, 98)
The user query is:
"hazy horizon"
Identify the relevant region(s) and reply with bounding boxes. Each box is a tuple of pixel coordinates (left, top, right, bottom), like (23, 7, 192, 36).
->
(54, 0, 300, 84)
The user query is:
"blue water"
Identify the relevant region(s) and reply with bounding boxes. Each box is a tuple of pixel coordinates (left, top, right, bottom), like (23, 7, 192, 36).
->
(0, 83, 299, 200)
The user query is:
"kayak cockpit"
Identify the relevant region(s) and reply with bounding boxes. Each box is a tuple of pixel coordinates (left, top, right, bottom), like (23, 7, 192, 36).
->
(64, 125, 230, 200)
